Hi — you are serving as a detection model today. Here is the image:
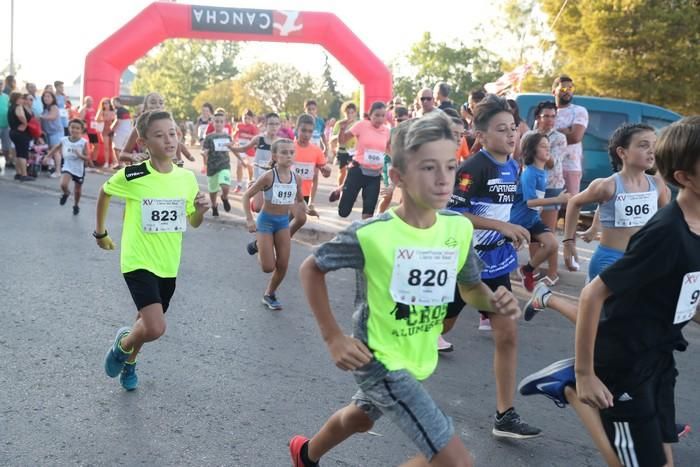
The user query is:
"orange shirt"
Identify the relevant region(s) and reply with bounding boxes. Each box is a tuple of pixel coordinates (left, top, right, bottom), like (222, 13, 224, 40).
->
(293, 142, 326, 197)
(456, 136, 470, 162)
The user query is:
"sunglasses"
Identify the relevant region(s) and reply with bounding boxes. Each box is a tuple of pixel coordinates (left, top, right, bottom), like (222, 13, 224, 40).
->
(559, 86, 575, 92)
(420, 96, 433, 102)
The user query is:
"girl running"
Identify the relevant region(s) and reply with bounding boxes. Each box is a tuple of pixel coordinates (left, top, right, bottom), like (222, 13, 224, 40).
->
(337, 101, 391, 219)
(232, 112, 281, 212)
(241, 138, 303, 311)
(46, 119, 89, 214)
(509, 132, 570, 291)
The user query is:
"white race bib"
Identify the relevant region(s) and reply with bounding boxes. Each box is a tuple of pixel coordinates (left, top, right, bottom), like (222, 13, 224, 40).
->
(213, 138, 230, 152)
(614, 191, 657, 227)
(674, 271, 700, 324)
(271, 181, 296, 205)
(390, 248, 458, 306)
(141, 199, 187, 233)
(59, 109, 68, 119)
(293, 162, 315, 180)
(364, 149, 384, 166)
(535, 189, 545, 213)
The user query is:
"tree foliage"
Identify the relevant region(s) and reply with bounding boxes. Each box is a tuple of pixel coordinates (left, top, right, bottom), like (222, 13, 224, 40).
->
(391, 33, 502, 106)
(540, 0, 700, 114)
(131, 39, 240, 120)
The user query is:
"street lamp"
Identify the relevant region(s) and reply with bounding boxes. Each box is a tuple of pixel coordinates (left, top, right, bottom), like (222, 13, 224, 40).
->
(9, 0, 15, 75)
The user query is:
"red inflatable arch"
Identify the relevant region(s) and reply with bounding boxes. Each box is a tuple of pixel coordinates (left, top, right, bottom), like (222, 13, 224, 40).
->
(83, 2, 392, 112)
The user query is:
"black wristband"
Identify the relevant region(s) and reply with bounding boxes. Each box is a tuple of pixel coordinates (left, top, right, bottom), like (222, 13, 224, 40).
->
(93, 230, 108, 239)
(562, 238, 575, 243)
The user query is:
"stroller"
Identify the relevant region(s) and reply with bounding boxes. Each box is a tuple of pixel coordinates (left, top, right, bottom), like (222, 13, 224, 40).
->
(27, 141, 50, 178)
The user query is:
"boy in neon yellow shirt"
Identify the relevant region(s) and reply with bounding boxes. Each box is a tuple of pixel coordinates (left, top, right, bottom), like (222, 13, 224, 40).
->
(95, 110, 209, 391)
(290, 113, 521, 467)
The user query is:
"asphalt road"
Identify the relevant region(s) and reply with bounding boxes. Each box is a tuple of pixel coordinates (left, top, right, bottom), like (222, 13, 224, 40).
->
(1, 167, 698, 466)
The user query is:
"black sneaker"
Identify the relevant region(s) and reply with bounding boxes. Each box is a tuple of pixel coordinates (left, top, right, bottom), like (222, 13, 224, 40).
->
(73, 205, 80, 215)
(246, 240, 258, 255)
(492, 408, 542, 439)
(14, 173, 21, 180)
(222, 197, 231, 212)
(60, 194, 69, 205)
(20, 175, 35, 182)
(212, 206, 219, 217)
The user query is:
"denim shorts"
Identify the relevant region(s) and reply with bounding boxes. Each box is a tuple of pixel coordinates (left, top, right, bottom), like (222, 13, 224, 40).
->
(542, 187, 564, 211)
(352, 360, 454, 460)
(589, 244, 624, 281)
(256, 210, 289, 235)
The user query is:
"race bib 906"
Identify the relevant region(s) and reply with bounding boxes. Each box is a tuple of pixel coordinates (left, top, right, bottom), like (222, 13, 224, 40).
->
(141, 198, 187, 233)
(614, 191, 657, 227)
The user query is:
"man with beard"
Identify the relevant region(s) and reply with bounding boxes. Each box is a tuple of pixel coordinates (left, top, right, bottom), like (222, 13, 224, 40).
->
(553, 75, 588, 195)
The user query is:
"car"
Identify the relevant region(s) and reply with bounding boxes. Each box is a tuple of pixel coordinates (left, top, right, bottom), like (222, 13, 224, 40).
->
(514, 93, 681, 193)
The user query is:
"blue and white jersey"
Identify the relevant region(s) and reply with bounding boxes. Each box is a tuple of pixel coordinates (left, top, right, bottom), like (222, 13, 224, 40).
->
(448, 150, 519, 279)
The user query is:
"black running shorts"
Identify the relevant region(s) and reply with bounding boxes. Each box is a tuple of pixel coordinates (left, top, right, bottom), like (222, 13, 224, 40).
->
(123, 269, 176, 313)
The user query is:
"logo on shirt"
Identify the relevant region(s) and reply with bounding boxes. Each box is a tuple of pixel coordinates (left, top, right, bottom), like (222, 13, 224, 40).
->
(457, 173, 472, 192)
(124, 163, 150, 181)
(390, 302, 448, 337)
(444, 237, 458, 248)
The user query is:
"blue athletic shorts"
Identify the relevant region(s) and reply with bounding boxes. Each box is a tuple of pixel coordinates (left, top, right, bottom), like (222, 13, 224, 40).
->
(589, 244, 624, 281)
(256, 211, 289, 235)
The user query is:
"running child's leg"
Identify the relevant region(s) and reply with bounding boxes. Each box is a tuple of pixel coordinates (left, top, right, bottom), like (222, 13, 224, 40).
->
(59, 174, 70, 196)
(265, 228, 290, 296)
(73, 181, 82, 207)
(120, 303, 167, 353)
(400, 436, 473, 467)
(256, 231, 276, 273)
(563, 386, 622, 467)
(306, 404, 375, 462)
(489, 312, 518, 414)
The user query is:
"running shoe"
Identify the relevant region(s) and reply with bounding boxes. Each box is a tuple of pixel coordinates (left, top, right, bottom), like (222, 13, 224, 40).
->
(212, 206, 219, 217)
(120, 361, 138, 391)
(517, 357, 575, 408)
(328, 188, 341, 203)
(59, 194, 69, 205)
(492, 408, 542, 439)
(233, 184, 242, 194)
(14, 173, 21, 180)
(73, 205, 80, 215)
(50, 172, 60, 178)
(20, 176, 35, 182)
(222, 197, 231, 212)
(478, 316, 492, 331)
(519, 265, 536, 292)
(289, 435, 313, 467)
(104, 327, 132, 378)
(262, 294, 282, 311)
(524, 282, 552, 322)
(246, 240, 258, 256)
(437, 335, 454, 352)
(677, 423, 691, 439)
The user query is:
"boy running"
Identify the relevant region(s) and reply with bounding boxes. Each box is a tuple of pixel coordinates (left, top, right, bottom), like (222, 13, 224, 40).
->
(46, 118, 88, 215)
(290, 114, 521, 467)
(202, 111, 246, 217)
(97, 110, 209, 391)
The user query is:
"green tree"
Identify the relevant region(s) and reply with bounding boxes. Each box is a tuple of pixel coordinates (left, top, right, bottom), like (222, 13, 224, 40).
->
(192, 79, 236, 116)
(392, 33, 502, 106)
(540, 0, 700, 114)
(228, 62, 317, 116)
(317, 54, 345, 119)
(131, 39, 240, 120)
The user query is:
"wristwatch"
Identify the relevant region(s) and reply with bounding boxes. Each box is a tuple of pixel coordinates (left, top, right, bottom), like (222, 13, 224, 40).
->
(93, 230, 109, 239)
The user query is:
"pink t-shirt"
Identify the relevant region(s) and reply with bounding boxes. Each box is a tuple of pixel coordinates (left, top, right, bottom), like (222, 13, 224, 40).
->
(350, 120, 390, 171)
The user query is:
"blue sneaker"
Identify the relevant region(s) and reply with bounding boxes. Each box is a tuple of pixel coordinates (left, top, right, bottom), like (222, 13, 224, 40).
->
(104, 327, 132, 378)
(262, 294, 282, 311)
(120, 361, 138, 391)
(518, 357, 575, 408)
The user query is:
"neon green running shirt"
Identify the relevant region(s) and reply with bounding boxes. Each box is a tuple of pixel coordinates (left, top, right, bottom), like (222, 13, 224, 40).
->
(314, 209, 482, 380)
(103, 161, 199, 278)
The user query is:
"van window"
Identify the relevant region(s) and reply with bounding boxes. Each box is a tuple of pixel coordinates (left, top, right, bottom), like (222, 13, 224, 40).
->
(584, 111, 628, 151)
(642, 116, 674, 131)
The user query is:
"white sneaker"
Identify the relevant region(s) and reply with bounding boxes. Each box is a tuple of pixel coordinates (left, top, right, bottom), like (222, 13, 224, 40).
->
(50, 172, 60, 178)
(437, 335, 454, 352)
(479, 317, 492, 331)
